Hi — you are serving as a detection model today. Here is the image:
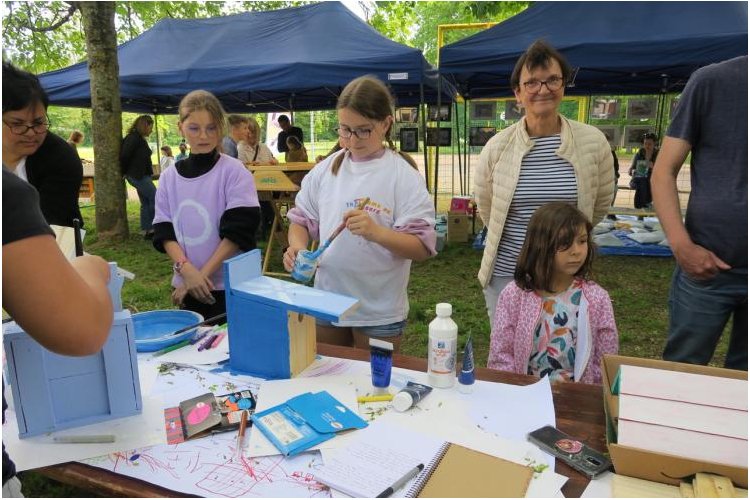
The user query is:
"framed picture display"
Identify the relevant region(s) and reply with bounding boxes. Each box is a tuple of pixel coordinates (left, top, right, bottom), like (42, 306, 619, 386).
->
(470, 101, 497, 121)
(590, 98, 619, 120)
(396, 107, 419, 123)
(594, 125, 621, 147)
(624, 126, 654, 147)
(399, 127, 419, 152)
(427, 104, 451, 122)
(425, 127, 451, 147)
(504, 100, 524, 120)
(626, 98, 657, 120)
(469, 126, 496, 147)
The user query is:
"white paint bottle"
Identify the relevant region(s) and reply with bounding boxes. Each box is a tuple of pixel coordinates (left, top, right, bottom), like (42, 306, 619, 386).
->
(427, 303, 458, 388)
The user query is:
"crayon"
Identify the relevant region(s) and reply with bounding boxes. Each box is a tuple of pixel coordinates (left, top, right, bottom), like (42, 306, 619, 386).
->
(210, 332, 227, 349)
(357, 394, 394, 403)
(198, 334, 217, 352)
(189, 331, 208, 345)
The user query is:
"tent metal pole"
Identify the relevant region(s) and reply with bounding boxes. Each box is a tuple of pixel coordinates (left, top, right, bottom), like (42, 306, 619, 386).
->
(154, 112, 162, 174)
(420, 82, 429, 192)
(455, 100, 463, 196)
(433, 80, 441, 209)
(463, 98, 469, 195)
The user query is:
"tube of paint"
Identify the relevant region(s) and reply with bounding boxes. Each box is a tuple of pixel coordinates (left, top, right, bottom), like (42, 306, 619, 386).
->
(369, 338, 394, 391)
(392, 381, 433, 412)
(458, 336, 475, 394)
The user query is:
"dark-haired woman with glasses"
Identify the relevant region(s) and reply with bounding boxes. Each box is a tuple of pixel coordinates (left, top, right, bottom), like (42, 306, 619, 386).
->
(628, 132, 659, 210)
(473, 40, 615, 326)
(121, 115, 157, 239)
(2, 61, 84, 229)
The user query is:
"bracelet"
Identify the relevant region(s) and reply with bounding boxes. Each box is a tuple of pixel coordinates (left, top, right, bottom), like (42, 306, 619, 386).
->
(173, 258, 189, 274)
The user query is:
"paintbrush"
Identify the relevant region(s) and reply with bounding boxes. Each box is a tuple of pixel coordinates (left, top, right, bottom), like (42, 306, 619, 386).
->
(167, 313, 227, 337)
(311, 197, 370, 258)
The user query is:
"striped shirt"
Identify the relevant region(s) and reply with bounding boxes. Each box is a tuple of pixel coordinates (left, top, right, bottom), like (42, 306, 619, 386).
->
(493, 135, 577, 277)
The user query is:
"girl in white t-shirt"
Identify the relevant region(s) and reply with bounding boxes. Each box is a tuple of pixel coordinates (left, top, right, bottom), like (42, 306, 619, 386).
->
(283, 75, 436, 352)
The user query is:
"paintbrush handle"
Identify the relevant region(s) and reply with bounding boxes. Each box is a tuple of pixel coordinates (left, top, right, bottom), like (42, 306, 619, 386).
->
(169, 313, 227, 336)
(324, 197, 370, 245)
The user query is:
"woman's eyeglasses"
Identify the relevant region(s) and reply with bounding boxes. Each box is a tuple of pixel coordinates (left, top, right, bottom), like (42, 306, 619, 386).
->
(3, 117, 51, 135)
(522, 76, 564, 93)
(335, 126, 372, 140)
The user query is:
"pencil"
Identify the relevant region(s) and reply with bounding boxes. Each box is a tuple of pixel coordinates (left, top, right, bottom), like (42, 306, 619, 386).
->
(54, 434, 116, 444)
(236, 410, 249, 459)
(153, 339, 191, 357)
(357, 394, 394, 403)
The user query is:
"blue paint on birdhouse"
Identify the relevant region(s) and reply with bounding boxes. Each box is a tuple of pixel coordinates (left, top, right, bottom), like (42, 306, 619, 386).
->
(224, 250, 359, 379)
(3, 263, 142, 438)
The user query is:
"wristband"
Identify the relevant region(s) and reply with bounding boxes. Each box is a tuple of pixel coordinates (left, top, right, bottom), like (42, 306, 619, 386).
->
(173, 258, 189, 274)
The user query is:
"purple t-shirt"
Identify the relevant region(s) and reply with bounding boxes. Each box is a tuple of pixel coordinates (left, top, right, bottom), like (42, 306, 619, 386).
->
(154, 154, 259, 289)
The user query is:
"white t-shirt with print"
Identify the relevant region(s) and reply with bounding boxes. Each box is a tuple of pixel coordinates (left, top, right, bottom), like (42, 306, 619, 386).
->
(293, 149, 435, 326)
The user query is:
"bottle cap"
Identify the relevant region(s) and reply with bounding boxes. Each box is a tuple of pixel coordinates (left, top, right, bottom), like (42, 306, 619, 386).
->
(392, 391, 414, 412)
(436, 303, 452, 317)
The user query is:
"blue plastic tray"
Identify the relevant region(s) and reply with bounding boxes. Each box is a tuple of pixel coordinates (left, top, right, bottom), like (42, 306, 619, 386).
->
(132, 310, 204, 352)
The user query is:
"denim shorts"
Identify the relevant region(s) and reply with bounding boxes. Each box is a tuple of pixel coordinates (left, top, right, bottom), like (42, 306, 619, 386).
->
(316, 319, 407, 339)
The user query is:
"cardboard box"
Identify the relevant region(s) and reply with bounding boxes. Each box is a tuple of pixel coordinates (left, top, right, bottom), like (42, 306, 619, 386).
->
(602, 354, 748, 488)
(447, 214, 470, 243)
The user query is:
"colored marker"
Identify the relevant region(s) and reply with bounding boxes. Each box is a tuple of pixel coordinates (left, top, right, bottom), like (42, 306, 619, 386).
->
(357, 394, 394, 404)
(153, 339, 191, 357)
(54, 434, 116, 444)
(189, 331, 208, 345)
(210, 332, 227, 349)
(198, 334, 217, 352)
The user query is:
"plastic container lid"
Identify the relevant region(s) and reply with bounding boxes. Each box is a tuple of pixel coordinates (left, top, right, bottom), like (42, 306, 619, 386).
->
(132, 309, 204, 352)
(436, 303, 452, 317)
(392, 391, 413, 412)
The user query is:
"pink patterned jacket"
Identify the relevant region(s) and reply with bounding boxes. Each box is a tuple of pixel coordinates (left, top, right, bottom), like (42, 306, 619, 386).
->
(487, 280, 618, 384)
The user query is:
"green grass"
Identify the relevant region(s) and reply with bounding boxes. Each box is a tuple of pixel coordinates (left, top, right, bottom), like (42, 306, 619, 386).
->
(19, 200, 732, 497)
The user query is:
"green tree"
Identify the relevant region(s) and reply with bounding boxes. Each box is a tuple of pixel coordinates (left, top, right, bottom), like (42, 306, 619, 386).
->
(368, 1, 530, 65)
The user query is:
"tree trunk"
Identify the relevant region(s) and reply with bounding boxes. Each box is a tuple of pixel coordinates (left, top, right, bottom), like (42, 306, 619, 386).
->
(78, 1, 128, 239)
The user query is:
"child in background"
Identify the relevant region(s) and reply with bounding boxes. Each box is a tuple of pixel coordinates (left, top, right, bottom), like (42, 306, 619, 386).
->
(285, 135, 308, 162)
(283, 75, 436, 352)
(488, 202, 618, 384)
(152, 90, 261, 323)
(629, 132, 659, 210)
(159, 145, 176, 172)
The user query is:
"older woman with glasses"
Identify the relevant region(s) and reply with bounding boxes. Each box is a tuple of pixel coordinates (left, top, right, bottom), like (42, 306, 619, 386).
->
(474, 40, 614, 325)
(121, 114, 157, 240)
(2, 62, 84, 229)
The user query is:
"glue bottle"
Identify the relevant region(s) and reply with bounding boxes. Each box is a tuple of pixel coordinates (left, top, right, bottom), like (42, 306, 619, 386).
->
(427, 303, 458, 389)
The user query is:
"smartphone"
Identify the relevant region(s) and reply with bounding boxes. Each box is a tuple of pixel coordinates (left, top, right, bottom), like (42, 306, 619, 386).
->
(527, 425, 612, 478)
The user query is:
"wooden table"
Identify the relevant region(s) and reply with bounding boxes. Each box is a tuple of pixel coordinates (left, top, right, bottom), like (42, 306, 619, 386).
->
(247, 162, 315, 276)
(36, 344, 605, 498)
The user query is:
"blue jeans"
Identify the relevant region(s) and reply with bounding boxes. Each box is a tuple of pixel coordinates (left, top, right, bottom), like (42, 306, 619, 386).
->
(126, 175, 157, 231)
(316, 319, 407, 339)
(663, 266, 747, 370)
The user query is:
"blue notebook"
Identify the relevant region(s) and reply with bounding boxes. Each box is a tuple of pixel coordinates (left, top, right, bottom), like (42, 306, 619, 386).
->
(251, 390, 367, 456)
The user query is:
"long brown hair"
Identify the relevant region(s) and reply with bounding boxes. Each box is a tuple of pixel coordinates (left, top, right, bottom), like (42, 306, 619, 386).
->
(514, 202, 595, 293)
(128, 115, 153, 136)
(331, 75, 417, 175)
(178, 90, 227, 153)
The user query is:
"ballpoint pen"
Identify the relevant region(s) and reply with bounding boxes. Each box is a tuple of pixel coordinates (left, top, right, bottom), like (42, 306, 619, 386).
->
(376, 463, 424, 498)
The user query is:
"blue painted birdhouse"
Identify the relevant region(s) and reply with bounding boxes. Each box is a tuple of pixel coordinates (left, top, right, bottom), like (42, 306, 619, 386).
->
(224, 250, 359, 379)
(3, 263, 142, 438)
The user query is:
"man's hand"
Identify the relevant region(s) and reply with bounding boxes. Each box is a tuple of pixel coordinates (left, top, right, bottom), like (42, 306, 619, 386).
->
(673, 240, 731, 280)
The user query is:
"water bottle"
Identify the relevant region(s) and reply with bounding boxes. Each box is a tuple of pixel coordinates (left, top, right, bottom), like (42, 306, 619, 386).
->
(427, 303, 458, 388)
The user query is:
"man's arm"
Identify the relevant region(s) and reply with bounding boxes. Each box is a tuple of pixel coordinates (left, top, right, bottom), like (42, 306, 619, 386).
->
(651, 136, 730, 279)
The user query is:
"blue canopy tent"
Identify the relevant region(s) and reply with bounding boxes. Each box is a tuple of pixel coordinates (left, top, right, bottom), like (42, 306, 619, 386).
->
(439, 1, 748, 98)
(39, 1, 454, 113)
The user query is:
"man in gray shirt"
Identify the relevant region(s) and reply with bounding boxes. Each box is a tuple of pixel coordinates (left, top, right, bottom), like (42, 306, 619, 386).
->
(652, 56, 747, 370)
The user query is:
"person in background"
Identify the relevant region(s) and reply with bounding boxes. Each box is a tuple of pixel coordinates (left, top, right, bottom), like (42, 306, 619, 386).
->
(67, 130, 84, 152)
(120, 114, 157, 240)
(283, 75, 436, 353)
(488, 202, 618, 384)
(652, 56, 747, 371)
(2, 61, 84, 229)
(276, 114, 303, 162)
(629, 132, 658, 210)
(473, 40, 614, 326)
(3, 168, 113, 498)
(159, 145, 176, 173)
(315, 139, 344, 163)
(238, 117, 277, 165)
(285, 135, 309, 163)
(606, 133, 620, 220)
(175, 141, 188, 162)
(152, 90, 261, 323)
(222, 114, 248, 159)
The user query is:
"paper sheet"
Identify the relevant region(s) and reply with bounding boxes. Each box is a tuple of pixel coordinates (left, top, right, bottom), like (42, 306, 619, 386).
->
(246, 375, 360, 457)
(154, 328, 230, 365)
(4, 396, 166, 471)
